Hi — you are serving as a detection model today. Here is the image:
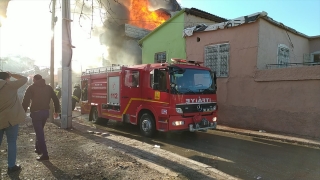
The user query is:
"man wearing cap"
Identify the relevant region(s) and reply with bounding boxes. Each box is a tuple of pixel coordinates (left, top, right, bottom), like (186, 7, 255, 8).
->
(72, 84, 81, 111)
(22, 74, 60, 161)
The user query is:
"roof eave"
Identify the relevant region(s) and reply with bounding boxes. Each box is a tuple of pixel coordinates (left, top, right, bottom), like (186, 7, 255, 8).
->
(309, 35, 320, 39)
(184, 8, 227, 23)
(261, 16, 310, 38)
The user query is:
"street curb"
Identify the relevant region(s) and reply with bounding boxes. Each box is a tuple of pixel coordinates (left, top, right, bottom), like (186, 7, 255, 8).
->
(215, 128, 320, 149)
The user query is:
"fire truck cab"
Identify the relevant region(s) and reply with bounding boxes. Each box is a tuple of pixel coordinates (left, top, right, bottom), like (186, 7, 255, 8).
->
(80, 59, 218, 137)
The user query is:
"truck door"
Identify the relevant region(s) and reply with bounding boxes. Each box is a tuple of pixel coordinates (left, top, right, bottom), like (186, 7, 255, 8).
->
(142, 68, 170, 119)
(121, 69, 141, 123)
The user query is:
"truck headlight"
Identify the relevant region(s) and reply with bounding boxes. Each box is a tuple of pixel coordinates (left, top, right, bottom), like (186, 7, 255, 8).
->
(212, 117, 217, 121)
(176, 108, 183, 114)
(172, 121, 185, 126)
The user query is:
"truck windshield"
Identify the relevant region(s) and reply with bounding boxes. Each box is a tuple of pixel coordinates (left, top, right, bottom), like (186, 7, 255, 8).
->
(169, 67, 216, 95)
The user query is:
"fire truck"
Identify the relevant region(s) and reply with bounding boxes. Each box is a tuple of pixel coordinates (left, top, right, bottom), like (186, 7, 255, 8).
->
(80, 59, 218, 137)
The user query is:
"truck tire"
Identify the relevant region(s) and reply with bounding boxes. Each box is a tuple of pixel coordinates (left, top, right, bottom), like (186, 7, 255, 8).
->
(139, 113, 156, 137)
(90, 107, 102, 124)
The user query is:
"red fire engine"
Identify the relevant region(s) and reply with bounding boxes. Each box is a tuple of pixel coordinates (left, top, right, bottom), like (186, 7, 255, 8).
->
(80, 59, 218, 137)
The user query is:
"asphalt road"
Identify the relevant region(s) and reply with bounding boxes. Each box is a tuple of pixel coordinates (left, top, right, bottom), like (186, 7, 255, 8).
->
(74, 114, 320, 180)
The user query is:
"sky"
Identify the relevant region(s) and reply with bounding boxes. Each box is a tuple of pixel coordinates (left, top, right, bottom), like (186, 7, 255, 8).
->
(0, 0, 104, 70)
(0, 0, 319, 70)
(179, 0, 320, 37)
(0, 1, 52, 66)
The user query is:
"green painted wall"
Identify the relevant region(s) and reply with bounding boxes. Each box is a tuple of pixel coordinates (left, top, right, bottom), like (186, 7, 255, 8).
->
(141, 13, 186, 64)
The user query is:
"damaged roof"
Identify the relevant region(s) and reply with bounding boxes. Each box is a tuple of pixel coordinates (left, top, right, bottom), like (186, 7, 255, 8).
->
(183, 11, 318, 39)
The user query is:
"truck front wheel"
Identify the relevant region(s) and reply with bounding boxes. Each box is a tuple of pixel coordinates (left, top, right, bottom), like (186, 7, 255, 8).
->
(139, 113, 156, 137)
(90, 107, 101, 124)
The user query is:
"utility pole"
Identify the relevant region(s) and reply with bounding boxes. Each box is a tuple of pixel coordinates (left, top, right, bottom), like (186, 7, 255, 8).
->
(49, 0, 56, 122)
(61, 0, 73, 129)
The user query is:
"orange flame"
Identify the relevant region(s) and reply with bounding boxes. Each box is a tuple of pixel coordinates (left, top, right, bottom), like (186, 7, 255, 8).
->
(129, 0, 170, 30)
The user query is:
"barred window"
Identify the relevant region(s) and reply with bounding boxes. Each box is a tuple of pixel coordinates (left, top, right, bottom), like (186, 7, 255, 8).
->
(204, 43, 229, 77)
(277, 44, 290, 67)
(154, 52, 166, 63)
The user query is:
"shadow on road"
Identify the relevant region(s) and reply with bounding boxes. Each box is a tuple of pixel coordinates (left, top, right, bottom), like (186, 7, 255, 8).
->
(52, 120, 225, 180)
(71, 116, 320, 180)
(41, 161, 72, 179)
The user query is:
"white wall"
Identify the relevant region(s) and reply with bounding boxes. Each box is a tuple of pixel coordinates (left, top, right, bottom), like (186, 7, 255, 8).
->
(257, 19, 310, 69)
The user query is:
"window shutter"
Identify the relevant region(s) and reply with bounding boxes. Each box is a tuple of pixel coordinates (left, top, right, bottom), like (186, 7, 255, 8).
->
(204, 43, 229, 77)
(277, 44, 290, 68)
(219, 44, 229, 77)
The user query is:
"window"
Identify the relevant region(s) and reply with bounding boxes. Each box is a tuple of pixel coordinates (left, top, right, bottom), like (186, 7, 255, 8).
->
(313, 54, 320, 63)
(204, 43, 229, 77)
(277, 44, 290, 67)
(125, 70, 139, 87)
(154, 52, 166, 63)
(303, 52, 320, 65)
(150, 69, 167, 91)
(311, 51, 320, 63)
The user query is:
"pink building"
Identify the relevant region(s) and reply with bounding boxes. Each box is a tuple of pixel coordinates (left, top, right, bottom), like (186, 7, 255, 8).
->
(185, 12, 320, 137)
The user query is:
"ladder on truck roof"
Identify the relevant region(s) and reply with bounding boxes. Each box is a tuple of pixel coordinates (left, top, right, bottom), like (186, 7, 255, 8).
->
(82, 64, 125, 75)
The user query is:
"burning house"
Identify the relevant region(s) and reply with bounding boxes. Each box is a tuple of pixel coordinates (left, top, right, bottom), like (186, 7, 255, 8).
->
(54, 0, 181, 86)
(74, 0, 181, 66)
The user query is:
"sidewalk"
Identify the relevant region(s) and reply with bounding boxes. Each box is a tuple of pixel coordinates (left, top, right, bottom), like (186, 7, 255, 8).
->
(216, 125, 320, 148)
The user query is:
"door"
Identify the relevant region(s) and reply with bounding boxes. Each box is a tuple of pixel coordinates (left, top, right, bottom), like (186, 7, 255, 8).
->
(121, 69, 141, 123)
(142, 68, 170, 121)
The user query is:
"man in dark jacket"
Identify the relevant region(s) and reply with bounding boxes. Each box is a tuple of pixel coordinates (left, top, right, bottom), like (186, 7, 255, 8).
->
(72, 84, 81, 111)
(22, 74, 60, 161)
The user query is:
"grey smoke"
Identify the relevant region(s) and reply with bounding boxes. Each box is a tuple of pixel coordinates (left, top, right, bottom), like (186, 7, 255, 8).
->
(73, 0, 181, 65)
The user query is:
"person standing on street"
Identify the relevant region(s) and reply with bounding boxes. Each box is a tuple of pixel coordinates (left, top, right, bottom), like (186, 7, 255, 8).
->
(22, 74, 60, 161)
(0, 72, 27, 173)
(54, 84, 62, 100)
(54, 84, 62, 118)
(72, 84, 81, 111)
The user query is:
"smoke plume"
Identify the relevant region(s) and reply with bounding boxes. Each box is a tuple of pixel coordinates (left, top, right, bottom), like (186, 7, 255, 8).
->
(72, 0, 181, 66)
